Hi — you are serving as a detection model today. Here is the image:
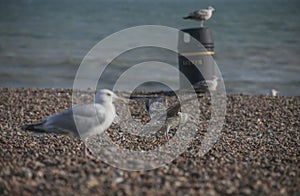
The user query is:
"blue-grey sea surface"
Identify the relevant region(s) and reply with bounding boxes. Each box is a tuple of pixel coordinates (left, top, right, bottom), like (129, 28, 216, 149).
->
(0, 0, 299, 95)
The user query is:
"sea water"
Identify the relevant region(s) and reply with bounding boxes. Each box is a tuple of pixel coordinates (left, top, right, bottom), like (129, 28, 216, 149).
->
(0, 0, 299, 95)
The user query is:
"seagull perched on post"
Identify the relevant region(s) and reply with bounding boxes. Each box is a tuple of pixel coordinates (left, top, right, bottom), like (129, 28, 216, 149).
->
(22, 89, 126, 159)
(193, 75, 219, 91)
(183, 6, 215, 27)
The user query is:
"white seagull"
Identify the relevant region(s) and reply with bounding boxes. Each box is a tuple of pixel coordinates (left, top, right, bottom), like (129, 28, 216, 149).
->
(183, 6, 215, 27)
(23, 89, 125, 158)
(193, 75, 219, 91)
(270, 89, 279, 96)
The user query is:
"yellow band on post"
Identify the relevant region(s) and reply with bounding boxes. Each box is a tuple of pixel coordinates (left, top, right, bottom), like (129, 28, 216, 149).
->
(179, 51, 215, 56)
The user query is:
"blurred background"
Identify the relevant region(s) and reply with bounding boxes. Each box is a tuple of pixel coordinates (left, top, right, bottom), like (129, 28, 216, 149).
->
(0, 0, 299, 95)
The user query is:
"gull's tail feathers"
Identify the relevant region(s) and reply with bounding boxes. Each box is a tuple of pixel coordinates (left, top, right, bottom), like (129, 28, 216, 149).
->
(22, 121, 80, 137)
(183, 16, 191, 20)
(22, 121, 47, 133)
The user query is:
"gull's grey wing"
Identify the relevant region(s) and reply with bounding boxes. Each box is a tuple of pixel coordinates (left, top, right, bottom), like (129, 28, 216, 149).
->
(165, 102, 181, 118)
(185, 9, 208, 20)
(158, 97, 197, 120)
(32, 103, 107, 137)
(193, 80, 213, 89)
(198, 9, 209, 15)
(183, 10, 198, 19)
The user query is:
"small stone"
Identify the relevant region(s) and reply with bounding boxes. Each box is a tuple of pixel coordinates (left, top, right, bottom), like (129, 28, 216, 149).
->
(87, 176, 99, 188)
(22, 167, 33, 178)
(114, 177, 124, 184)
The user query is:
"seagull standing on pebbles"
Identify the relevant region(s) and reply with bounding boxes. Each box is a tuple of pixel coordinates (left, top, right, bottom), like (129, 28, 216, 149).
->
(23, 89, 125, 159)
(146, 97, 197, 139)
(163, 112, 191, 140)
(270, 89, 279, 96)
(193, 75, 219, 91)
(183, 6, 215, 27)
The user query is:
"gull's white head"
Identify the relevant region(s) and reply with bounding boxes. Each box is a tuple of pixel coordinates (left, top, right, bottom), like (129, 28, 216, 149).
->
(208, 6, 215, 12)
(95, 89, 119, 104)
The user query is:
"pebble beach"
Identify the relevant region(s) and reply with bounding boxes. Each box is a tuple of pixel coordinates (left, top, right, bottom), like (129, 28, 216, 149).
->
(0, 88, 299, 195)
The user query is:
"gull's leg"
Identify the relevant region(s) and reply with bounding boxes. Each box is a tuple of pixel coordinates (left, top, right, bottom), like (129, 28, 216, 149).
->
(84, 145, 96, 159)
(200, 20, 204, 27)
(82, 139, 96, 159)
(165, 125, 171, 140)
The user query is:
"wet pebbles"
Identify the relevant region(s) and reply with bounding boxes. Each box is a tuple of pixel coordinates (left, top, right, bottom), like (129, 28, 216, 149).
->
(0, 88, 299, 195)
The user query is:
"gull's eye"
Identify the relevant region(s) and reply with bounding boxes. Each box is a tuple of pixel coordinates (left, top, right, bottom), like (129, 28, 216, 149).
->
(106, 93, 111, 96)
